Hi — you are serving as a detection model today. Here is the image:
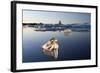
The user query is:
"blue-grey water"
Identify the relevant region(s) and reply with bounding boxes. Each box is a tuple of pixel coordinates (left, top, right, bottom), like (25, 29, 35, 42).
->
(22, 27, 91, 63)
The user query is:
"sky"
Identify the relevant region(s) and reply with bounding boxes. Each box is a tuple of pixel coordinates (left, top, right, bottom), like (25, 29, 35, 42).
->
(23, 10, 91, 24)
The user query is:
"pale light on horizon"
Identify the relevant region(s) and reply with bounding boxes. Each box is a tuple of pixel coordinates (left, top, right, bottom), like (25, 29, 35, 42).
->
(23, 10, 91, 24)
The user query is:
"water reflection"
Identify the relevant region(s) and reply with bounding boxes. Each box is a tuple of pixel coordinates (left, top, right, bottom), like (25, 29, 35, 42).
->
(23, 27, 90, 63)
(43, 49, 58, 59)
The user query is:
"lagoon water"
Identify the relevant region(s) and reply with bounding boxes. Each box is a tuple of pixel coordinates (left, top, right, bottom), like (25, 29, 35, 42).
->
(22, 27, 91, 63)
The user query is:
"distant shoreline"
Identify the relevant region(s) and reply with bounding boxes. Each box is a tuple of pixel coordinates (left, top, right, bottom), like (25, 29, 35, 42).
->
(23, 23, 90, 32)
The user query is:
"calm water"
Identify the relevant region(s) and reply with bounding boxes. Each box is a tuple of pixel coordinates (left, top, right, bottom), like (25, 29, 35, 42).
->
(22, 27, 91, 63)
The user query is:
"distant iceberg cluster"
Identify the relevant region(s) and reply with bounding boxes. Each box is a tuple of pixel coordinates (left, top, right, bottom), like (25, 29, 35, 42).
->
(23, 21, 90, 32)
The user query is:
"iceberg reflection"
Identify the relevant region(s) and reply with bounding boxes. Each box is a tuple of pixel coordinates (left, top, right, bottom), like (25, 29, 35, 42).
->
(42, 37, 59, 59)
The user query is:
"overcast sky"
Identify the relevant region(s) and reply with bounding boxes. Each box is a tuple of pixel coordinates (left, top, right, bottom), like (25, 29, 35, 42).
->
(23, 10, 91, 24)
